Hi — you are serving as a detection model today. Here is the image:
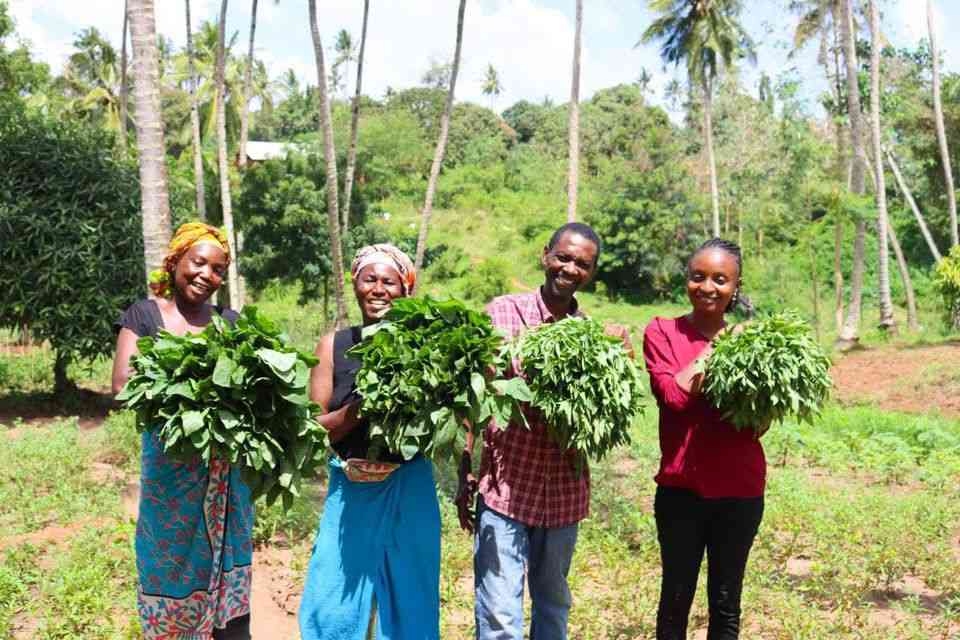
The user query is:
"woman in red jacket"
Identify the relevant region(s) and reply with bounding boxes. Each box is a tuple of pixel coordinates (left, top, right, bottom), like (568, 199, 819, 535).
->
(642, 238, 765, 640)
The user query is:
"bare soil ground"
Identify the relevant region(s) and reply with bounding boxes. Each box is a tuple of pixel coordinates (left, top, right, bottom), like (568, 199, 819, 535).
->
(830, 340, 960, 418)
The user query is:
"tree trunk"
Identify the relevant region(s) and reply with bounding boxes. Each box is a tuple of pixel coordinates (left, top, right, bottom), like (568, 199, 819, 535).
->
(237, 0, 258, 170)
(834, 218, 844, 332)
(885, 148, 942, 262)
(128, 0, 173, 291)
(309, 0, 349, 327)
(185, 0, 207, 220)
(929, 0, 959, 247)
(887, 222, 919, 332)
(342, 0, 370, 237)
(869, 0, 895, 333)
(566, 0, 582, 223)
(831, 1, 845, 332)
(837, 0, 867, 349)
(703, 75, 721, 237)
(216, 0, 241, 309)
(414, 0, 466, 274)
(119, 0, 129, 149)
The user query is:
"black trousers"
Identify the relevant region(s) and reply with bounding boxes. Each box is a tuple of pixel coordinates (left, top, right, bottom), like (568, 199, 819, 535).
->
(654, 486, 764, 640)
(212, 614, 251, 640)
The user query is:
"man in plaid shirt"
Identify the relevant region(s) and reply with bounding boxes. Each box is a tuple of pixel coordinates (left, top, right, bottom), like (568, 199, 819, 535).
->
(456, 222, 631, 640)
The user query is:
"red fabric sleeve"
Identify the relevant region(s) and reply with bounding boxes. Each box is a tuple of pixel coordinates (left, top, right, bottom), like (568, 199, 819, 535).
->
(643, 318, 694, 413)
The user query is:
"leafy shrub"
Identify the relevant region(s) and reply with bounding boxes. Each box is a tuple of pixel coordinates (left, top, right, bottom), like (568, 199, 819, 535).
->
(0, 99, 144, 390)
(934, 245, 960, 329)
(463, 257, 510, 302)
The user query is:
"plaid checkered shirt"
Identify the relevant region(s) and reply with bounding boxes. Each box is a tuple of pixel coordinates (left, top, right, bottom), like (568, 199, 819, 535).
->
(477, 289, 591, 528)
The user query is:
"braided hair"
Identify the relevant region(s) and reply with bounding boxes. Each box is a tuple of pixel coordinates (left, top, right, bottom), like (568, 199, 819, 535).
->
(688, 238, 755, 317)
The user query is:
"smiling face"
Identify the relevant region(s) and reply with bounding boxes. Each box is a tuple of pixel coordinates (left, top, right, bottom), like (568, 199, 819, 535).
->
(686, 247, 740, 317)
(172, 243, 228, 305)
(541, 232, 598, 302)
(354, 262, 405, 323)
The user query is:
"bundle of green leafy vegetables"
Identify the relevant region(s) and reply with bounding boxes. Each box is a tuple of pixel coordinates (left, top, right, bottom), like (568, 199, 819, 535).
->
(347, 296, 530, 461)
(116, 306, 327, 509)
(511, 317, 645, 468)
(702, 311, 832, 432)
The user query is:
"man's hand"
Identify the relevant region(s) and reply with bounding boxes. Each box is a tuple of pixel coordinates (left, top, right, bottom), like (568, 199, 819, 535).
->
(604, 323, 635, 359)
(455, 452, 478, 534)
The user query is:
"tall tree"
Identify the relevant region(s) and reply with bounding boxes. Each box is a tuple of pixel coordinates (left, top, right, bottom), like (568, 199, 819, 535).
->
(567, 0, 582, 223)
(642, 0, 755, 237)
(334, 29, 356, 98)
(341, 0, 370, 237)
(127, 0, 172, 288)
(119, 0, 129, 148)
(308, 0, 349, 326)
(185, 0, 206, 219)
(927, 0, 958, 247)
(868, 0, 895, 332)
(215, 0, 241, 307)
(237, 0, 258, 170)
(481, 63, 502, 111)
(836, 0, 867, 348)
(414, 0, 467, 273)
(885, 148, 942, 261)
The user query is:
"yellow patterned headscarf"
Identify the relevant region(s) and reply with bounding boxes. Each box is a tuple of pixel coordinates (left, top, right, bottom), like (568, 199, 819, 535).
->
(149, 222, 231, 299)
(350, 244, 416, 295)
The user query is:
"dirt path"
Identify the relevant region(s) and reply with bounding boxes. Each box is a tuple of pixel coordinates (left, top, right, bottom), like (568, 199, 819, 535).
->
(830, 340, 960, 418)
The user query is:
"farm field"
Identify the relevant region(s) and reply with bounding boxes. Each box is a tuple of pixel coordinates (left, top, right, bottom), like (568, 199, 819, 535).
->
(2, 331, 959, 640)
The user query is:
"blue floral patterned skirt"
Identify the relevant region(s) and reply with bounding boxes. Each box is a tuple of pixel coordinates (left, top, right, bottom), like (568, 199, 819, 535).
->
(135, 432, 254, 639)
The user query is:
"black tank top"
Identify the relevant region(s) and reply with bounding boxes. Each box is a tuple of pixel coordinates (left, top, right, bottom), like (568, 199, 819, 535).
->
(329, 326, 404, 463)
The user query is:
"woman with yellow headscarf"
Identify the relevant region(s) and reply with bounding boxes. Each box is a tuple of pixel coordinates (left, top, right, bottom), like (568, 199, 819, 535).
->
(111, 222, 254, 640)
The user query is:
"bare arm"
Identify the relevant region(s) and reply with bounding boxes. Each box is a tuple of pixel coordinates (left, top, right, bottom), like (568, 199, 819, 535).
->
(309, 332, 362, 444)
(111, 328, 141, 395)
(674, 342, 713, 395)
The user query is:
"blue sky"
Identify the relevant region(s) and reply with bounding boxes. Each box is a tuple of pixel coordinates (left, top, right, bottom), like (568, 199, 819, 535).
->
(9, 0, 960, 121)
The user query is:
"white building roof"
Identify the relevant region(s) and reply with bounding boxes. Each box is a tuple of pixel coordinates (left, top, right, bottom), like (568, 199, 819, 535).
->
(245, 141, 303, 161)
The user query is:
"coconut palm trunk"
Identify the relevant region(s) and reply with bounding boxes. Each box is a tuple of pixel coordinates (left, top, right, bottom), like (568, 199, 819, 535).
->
(703, 74, 721, 237)
(185, 0, 207, 220)
(119, 0, 129, 149)
(887, 223, 918, 331)
(869, 0, 895, 332)
(414, 0, 467, 274)
(885, 148, 942, 261)
(308, 0, 349, 327)
(928, 0, 959, 247)
(342, 0, 370, 236)
(566, 0, 582, 223)
(237, 0, 258, 170)
(127, 0, 172, 289)
(215, 0, 241, 308)
(836, 0, 867, 349)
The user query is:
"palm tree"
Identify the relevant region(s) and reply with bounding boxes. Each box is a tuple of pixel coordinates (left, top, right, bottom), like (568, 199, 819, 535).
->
(334, 29, 356, 98)
(308, 0, 349, 327)
(868, 0, 894, 332)
(185, 0, 206, 219)
(414, 0, 467, 273)
(119, 0, 129, 148)
(567, 0, 582, 223)
(836, 0, 867, 349)
(928, 0, 958, 247)
(342, 0, 370, 237)
(636, 66, 654, 97)
(127, 0, 173, 287)
(237, 0, 258, 170)
(61, 29, 124, 133)
(641, 0, 755, 237)
(885, 147, 942, 261)
(215, 0, 241, 308)
(481, 63, 502, 111)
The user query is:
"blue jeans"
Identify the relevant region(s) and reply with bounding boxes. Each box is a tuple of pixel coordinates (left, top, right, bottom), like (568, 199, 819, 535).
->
(474, 497, 579, 640)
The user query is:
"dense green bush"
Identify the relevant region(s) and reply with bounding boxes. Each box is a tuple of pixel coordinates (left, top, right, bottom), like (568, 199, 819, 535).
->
(0, 98, 144, 389)
(463, 257, 510, 302)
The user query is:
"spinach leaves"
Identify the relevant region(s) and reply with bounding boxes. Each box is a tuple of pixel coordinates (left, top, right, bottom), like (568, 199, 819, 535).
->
(347, 297, 529, 461)
(703, 311, 832, 432)
(116, 306, 328, 510)
(512, 317, 645, 468)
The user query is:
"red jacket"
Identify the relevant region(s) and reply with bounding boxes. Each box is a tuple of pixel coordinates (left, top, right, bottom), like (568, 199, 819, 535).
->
(643, 315, 766, 498)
